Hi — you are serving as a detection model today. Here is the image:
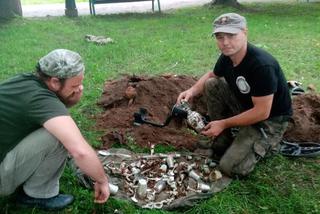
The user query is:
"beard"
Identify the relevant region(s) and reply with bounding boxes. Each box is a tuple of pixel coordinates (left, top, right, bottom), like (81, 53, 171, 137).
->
(57, 90, 82, 108)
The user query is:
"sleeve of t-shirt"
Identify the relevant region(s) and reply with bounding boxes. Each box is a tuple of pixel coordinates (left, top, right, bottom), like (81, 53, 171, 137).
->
(249, 65, 278, 97)
(27, 89, 70, 125)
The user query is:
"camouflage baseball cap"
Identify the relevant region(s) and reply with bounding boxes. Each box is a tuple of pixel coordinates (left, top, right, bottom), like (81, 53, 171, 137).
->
(38, 49, 85, 79)
(213, 13, 247, 34)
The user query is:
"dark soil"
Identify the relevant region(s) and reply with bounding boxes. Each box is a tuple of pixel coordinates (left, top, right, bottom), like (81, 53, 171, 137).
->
(283, 93, 320, 142)
(96, 75, 320, 150)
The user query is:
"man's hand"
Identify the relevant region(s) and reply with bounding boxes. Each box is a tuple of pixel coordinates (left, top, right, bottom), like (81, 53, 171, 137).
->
(177, 88, 194, 104)
(94, 181, 110, 203)
(201, 120, 226, 138)
(177, 71, 216, 104)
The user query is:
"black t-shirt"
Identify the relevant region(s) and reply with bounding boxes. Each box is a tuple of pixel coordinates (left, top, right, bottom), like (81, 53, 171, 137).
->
(214, 43, 292, 118)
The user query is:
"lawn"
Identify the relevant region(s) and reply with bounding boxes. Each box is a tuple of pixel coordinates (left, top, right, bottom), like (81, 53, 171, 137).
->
(0, 2, 320, 214)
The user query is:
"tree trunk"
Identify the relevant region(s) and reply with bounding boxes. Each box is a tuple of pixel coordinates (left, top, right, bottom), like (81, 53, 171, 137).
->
(65, 0, 78, 17)
(0, 0, 22, 18)
(210, 0, 240, 7)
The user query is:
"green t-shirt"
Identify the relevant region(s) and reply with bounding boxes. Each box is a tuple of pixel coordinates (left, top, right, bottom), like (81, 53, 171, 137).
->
(0, 73, 69, 162)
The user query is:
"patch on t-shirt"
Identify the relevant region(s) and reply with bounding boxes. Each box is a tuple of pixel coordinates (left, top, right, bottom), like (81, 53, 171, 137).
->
(236, 76, 250, 94)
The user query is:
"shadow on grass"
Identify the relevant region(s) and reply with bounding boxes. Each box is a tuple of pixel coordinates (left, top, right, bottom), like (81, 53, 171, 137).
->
(92, 11, 168, 21)
(205, 2, 320, 15)
(0, 16, 21, 25)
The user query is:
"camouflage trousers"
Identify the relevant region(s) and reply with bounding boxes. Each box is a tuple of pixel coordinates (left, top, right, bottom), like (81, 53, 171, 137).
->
(204, 78, 288, 177)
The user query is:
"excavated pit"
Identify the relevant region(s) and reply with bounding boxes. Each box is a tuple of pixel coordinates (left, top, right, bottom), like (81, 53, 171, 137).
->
(96, 74, 320, 151)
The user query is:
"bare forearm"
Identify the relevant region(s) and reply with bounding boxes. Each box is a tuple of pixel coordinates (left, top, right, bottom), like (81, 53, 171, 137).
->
(73, 146, 108, 184)
(44, 116, 109, 185)
(222, 95, 273, 129)
(222, 107, 269, 129)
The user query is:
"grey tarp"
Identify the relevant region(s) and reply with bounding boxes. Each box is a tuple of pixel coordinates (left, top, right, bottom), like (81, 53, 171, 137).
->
(69, 148, 232, 210)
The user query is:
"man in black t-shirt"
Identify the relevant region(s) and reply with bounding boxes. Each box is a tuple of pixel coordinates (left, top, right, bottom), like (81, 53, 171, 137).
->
(177, 13, 292, 177)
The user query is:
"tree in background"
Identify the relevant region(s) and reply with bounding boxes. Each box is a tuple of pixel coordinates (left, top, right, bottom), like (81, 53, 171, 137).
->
(0, 0, 22, 18)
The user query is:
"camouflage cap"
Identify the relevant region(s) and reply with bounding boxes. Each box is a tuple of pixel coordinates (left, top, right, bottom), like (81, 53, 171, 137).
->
(213, 13, 247, 34)
(38, 49, 85, 79)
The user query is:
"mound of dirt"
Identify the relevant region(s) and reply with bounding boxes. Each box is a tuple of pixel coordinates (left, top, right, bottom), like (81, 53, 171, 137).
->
(283, 93, 320, 142)
(96, 74, 207, 151)
(96, 75, 320, 150)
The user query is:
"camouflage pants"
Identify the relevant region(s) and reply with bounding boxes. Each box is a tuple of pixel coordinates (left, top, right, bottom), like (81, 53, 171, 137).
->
(204, 78, 288, 177)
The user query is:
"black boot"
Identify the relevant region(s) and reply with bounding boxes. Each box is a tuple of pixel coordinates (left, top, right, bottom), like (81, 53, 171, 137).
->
(16, 190, 74, 211)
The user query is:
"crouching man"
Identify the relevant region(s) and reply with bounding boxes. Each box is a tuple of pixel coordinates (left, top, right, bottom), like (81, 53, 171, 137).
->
(177, 13, 292, 177)
(0, 49, 110, 210)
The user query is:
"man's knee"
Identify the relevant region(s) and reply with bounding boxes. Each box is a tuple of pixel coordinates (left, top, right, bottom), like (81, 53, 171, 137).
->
(36, 128, 58, 143)
(219, 152, 257, 178)
(218, 128, 263, 178)
(20, 128, 67, 160)
(204, 78, 223, 94)
(218, 140, 271, 178)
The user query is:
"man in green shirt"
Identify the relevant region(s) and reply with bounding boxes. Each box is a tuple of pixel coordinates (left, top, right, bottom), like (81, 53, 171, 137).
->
(0, 49, 110, 210)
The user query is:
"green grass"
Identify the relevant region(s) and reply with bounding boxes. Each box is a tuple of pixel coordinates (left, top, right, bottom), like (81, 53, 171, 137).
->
(1, 2, 320, 213)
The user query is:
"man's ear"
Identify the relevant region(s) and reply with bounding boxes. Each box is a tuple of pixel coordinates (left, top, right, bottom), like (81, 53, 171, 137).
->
(243, 27, 248, 36)
(46, 77, 61, 92)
